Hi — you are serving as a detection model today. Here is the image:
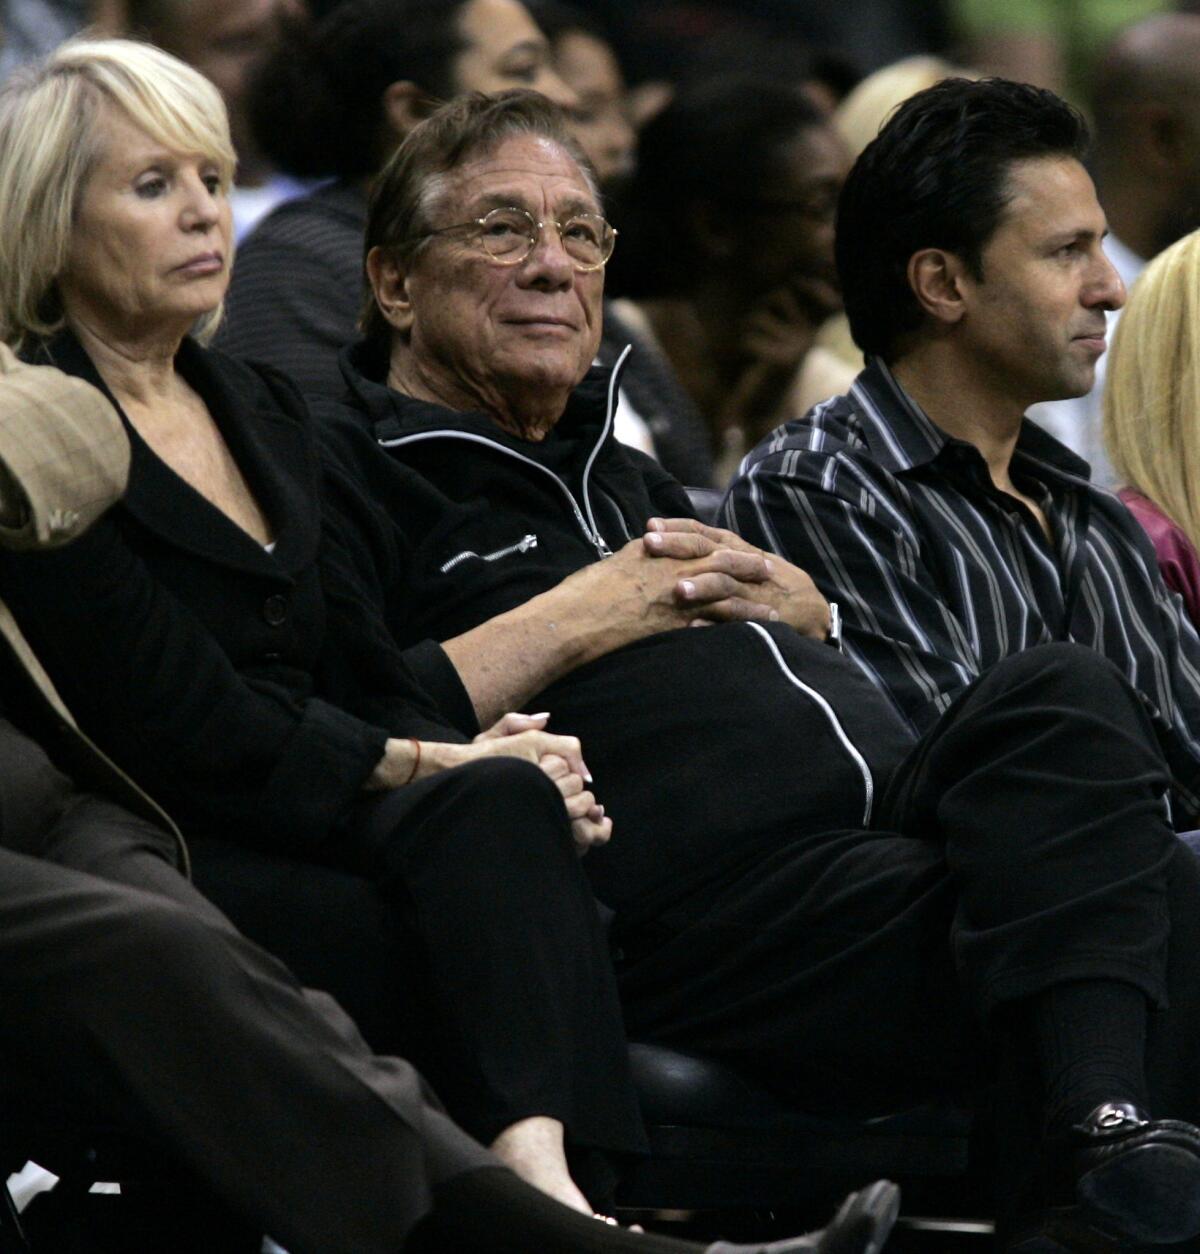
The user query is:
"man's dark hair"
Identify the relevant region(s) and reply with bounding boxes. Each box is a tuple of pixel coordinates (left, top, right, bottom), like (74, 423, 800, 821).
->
(361, 90, 596, 348)
(248, 0, 472, 179)
(837, 77, 1089, 360)
(611, 76, 825, 298)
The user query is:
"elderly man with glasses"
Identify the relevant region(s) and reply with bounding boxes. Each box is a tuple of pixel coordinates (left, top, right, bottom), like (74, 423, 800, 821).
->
(318, 90, 1200, 1249)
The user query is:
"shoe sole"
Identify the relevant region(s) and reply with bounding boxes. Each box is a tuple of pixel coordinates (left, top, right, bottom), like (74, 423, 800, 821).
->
(1078, 1141, 1200, 1244)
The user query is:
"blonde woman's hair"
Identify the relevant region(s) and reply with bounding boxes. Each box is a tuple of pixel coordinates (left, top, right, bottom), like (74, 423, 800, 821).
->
(0, 37, 236, 350)
(834, 55, 976, 161)
(1104, 229, 1200, 552)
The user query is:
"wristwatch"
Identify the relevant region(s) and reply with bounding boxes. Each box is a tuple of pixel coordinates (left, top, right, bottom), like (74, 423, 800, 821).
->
(826, 601, 843, 652)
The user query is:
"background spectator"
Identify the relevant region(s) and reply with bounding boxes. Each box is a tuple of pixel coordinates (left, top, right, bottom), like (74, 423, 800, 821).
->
(1028, 11, 1200, 485)
(526, 0, 713, 485)
(1104, 229, 1200, 628)
(527, 0, 635, 192)
(609, 77, 852, 484)
(948, 0, 1166, 98)
(122, 0, 310, 240)
(815, 54, 978, 377)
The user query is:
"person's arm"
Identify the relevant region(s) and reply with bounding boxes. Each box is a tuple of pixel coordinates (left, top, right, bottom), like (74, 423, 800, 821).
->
(439, 534, 789, 727)
(0, 516, 460, 850)
(369, 712, 612, 853)
(640, 517, 831, 637)
(724, 444, 983, 734)
(317, 425, 796, 726)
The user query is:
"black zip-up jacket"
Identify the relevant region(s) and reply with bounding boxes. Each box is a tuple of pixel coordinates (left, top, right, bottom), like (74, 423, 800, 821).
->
(318, 341, 695, 647)
(316, 341, 915, 923)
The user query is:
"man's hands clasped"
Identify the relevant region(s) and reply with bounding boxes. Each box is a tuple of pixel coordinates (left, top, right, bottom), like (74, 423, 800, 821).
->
(643, 516, 830, 637)
(559, 515, 829, 641)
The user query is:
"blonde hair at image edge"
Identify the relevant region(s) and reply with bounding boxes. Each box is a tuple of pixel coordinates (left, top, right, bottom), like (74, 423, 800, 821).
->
(1104, 229, 1200, 554)
(833, 55, 978, 161)
(0, 37, 237, 350)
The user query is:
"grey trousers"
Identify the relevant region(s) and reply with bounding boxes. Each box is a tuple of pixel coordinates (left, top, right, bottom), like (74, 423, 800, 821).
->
(0, 720, 493, 1254)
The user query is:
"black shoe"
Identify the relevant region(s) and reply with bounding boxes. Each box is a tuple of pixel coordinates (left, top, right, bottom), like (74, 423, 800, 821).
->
(704, 1179, 899, 1254)
(1004, 1102, 1200, 1252)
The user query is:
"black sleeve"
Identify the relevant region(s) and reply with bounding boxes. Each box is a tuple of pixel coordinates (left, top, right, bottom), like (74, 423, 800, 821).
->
(314, 496, 481, 737)
(0, 519, 399, 850)
(218, 238, 358, 399)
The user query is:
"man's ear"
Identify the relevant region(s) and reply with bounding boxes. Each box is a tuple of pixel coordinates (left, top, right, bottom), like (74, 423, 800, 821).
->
(382, 80, 428, 141)
(907, 247, 970, 327)
(366, 246, 415, 336)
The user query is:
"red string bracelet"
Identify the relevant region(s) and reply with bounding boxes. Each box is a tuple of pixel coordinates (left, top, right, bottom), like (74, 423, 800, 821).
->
(402, 738, 421, 785)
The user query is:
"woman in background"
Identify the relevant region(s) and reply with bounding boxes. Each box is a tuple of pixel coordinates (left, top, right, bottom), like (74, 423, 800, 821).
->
(1104, 229, 1200, 628)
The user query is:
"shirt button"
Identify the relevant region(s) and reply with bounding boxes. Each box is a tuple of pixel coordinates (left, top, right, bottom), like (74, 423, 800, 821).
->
(262, 594, 288, 627)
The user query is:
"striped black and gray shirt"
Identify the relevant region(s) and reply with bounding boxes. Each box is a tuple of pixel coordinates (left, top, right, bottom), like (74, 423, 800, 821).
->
(725, 356, 1200, 818)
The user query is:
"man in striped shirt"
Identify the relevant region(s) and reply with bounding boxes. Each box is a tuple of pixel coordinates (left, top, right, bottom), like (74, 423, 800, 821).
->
(726, 75, 1200, 824)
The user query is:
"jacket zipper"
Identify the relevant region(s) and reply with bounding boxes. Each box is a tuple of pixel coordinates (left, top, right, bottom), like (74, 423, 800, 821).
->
(376, 346, 632, 561)
(439, 533, 538, 573)
(578, 344, 631, 555)
(744, 621, 875, 825)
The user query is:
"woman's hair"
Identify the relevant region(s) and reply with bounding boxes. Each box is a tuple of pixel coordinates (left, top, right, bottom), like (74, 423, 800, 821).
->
(0, 37, 235, 350)
(833, 55, 975, 161)
(1104, 229, 1200, 551)
(249, 0, 473, 180)
(361, 88, 595, 349)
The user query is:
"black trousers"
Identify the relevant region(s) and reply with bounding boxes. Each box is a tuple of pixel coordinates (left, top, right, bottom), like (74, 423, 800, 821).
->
(612, 644, 1193, 1126)
(191, 757, 645, 1163)
(0, 722, 495, 1254)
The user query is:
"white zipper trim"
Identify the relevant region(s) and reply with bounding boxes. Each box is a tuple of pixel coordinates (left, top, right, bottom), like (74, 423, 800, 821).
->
(377, 348, 631, 562)
(440, 533, 538, 574)
(378, 429, 609, 558)
(744, 621, 875, 825)
(579, 343, 632, 557)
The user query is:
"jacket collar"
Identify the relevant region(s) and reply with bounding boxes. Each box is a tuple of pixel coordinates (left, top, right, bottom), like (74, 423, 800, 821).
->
(850, 355, 1093, 483)
(339, 336, 622, 455)
(34, 329, 319, 578)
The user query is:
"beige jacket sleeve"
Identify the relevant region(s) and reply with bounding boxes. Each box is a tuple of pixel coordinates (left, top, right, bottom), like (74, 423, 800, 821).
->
(0, 343, 130, 549)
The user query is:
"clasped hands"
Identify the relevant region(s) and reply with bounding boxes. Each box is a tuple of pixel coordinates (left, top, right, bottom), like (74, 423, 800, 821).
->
(638, 515, 830, 637)
(370, 713, 608, 855)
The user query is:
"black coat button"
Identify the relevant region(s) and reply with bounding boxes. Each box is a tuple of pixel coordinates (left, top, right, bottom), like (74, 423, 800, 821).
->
(262, 594, 288, 626)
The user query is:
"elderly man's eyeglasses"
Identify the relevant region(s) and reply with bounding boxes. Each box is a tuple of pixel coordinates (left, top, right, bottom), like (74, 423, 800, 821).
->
(414, 206, 617, 272)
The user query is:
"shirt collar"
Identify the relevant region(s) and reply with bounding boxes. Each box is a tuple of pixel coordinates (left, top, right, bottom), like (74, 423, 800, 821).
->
(850, 356, 951, 473)
(851, 355, 1094, 483)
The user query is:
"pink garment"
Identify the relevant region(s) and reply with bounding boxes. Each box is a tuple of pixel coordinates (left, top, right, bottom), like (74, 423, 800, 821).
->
(1120, 488, 1200, 629)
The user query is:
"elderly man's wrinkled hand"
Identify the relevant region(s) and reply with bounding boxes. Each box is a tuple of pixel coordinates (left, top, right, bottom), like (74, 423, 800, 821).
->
(644, 517, 830, 638)
(565, 536, 779, 637)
